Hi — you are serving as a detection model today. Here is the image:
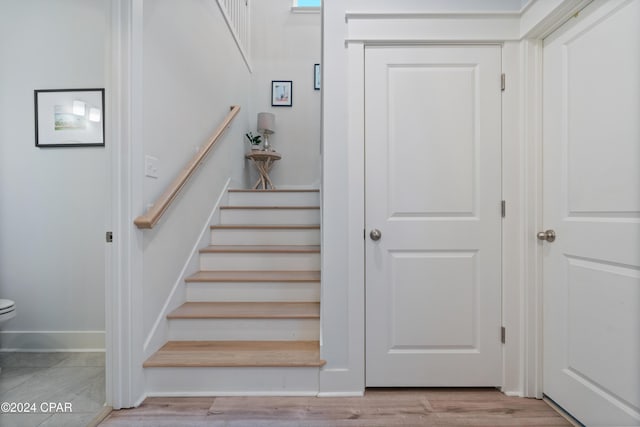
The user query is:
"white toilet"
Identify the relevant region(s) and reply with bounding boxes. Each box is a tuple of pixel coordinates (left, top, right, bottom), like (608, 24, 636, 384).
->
(0, 299, 16, 374)
(0, 299, 16, 325)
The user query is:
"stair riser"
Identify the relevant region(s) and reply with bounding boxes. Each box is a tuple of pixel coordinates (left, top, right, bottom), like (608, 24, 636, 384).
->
(145, 366, 320, 395)
(200, 252, 320, 271)
(228, 192, 319, 207)
(210, 228, 320, 245)
(168, 318, 319, 341)
(220, 209, 320, 225)
(186, 282, 320, 302)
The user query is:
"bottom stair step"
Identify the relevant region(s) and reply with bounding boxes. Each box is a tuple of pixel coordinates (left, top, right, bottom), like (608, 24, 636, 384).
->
(144, 341, 326, 368)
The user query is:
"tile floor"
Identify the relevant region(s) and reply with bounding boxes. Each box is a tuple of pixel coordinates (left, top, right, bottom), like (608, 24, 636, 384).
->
(0, 352, 105, 427)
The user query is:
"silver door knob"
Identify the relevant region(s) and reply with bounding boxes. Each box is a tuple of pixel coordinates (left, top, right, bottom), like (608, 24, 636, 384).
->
(370, 229, 382, 241)
(537, 229, 556, 242)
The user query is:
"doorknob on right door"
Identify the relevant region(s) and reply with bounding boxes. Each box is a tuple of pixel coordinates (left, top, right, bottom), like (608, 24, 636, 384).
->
(370, 229, 382, 241)
(537, 229, 556, 242)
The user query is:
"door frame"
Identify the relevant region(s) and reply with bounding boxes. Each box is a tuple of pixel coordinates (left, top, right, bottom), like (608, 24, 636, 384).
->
(106, 0, 146, 409)
(319, 0, 591, 397)
(358, 39, 510, 390)
(363, 44, 505, 387)
(519, 1, 598, 399)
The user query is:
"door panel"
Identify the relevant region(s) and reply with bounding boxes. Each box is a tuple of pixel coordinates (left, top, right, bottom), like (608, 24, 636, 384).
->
(542, 0, 640, 424)
(387, 65, 476, 215)
(365, 45, 502, 386)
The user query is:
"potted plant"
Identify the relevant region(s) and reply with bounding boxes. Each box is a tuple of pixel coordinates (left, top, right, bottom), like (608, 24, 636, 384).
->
(245, 132, 262, 150)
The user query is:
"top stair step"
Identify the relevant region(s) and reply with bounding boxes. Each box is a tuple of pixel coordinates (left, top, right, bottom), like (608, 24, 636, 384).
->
(229, 189, 319, 193)
(228, 189, 319, 207)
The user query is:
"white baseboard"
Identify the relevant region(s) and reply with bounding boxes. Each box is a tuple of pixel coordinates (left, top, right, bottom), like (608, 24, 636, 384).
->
(319, 367, 365, 396)
(317, 391, 365, 397)
(0, 331, 105, 351)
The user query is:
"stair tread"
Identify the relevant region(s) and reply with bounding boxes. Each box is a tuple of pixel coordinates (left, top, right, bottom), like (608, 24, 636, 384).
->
(211, 224, 320, 230)
(229, 189, 319, 193)
(201, 245, 320, 253)
(143, 340, 326, 367)
(221, 206, 319, 210)
(186, 270, 320, 282)
(168, 302, 320, 319)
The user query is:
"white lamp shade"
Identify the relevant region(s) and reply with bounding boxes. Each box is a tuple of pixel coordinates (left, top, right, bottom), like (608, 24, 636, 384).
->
(257, 112, 275, 134)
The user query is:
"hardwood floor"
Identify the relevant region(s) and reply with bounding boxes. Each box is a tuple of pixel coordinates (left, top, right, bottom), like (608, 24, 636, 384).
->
(99, 388, 573, 426)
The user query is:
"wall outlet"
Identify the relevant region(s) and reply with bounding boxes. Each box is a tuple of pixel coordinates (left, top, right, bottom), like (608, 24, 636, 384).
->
(145, 155, 159, 178)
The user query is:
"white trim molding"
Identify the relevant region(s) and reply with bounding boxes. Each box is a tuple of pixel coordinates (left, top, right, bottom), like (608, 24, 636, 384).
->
(107, 0, 146, 410)
(519, 0, 593, 39)
(520, 38, 545, 399)
(319, 40, 366, 396)
(344, 0, 593, 44)
(345, 12, 521, 43)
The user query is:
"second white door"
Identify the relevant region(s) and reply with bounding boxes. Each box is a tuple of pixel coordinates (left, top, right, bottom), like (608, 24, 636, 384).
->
(542, 1, 640, 424)
(365, 45, 503, 386)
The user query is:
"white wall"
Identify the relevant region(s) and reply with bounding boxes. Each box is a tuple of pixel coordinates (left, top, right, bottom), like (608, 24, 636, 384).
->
(139, 0, 251, 344)
(0, 0, 109, 350)
(248, 0, 321, 188)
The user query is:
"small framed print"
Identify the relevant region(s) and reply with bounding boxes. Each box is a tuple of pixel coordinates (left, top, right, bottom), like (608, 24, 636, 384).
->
(34, 88, 105, 147)
(314, 64, 320, 90)
(271, 80, 293, 107)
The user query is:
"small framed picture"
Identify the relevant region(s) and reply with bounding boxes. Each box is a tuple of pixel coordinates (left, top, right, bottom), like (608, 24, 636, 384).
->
(314, 64, 320, 90)
(271, 80, 293, 107)
(34, 88, 105, 147)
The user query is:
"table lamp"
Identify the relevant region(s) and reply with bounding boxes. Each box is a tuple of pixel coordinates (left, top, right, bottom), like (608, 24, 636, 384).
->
(257, 112, 275, 151)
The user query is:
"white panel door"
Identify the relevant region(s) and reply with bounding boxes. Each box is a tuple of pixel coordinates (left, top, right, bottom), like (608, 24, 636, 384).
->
(542, 1, 640, 425)
(365, 45, 502, 386)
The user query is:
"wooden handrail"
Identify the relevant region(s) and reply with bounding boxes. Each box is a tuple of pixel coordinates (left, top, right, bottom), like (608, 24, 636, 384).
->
(134, 105, 241, 229)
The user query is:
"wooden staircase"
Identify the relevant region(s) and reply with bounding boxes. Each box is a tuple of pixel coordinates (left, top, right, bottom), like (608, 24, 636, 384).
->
(144, 189, 324, 395)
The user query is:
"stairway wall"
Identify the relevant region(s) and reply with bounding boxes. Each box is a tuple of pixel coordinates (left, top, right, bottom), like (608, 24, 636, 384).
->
(140, 0, 252, 339)
(142, 181, 231, 359)
(248, 0, 321, 188)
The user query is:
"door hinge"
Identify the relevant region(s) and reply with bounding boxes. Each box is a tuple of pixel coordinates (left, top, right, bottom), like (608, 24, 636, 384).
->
(364, 228, 366, 240)
(501, 326, 506, 344)
(106, 231, 113, 243)
(501, 73, 506, 91)
(501, 200, 506, 218)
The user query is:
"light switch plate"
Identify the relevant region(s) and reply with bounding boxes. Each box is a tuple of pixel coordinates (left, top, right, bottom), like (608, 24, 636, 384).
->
(145, 155, 159, 178)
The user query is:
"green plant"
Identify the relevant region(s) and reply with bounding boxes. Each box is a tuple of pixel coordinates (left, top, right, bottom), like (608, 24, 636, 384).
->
(245, 132, 262, 146)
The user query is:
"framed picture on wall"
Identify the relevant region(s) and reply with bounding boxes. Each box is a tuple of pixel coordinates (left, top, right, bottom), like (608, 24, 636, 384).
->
(314, 64, 320, 90)
(34, 88, 105, 147)
(271, 81, 293, 107)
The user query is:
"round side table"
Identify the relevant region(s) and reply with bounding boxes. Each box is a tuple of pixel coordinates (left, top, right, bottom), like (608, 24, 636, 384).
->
(245, 150, 282, 190)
